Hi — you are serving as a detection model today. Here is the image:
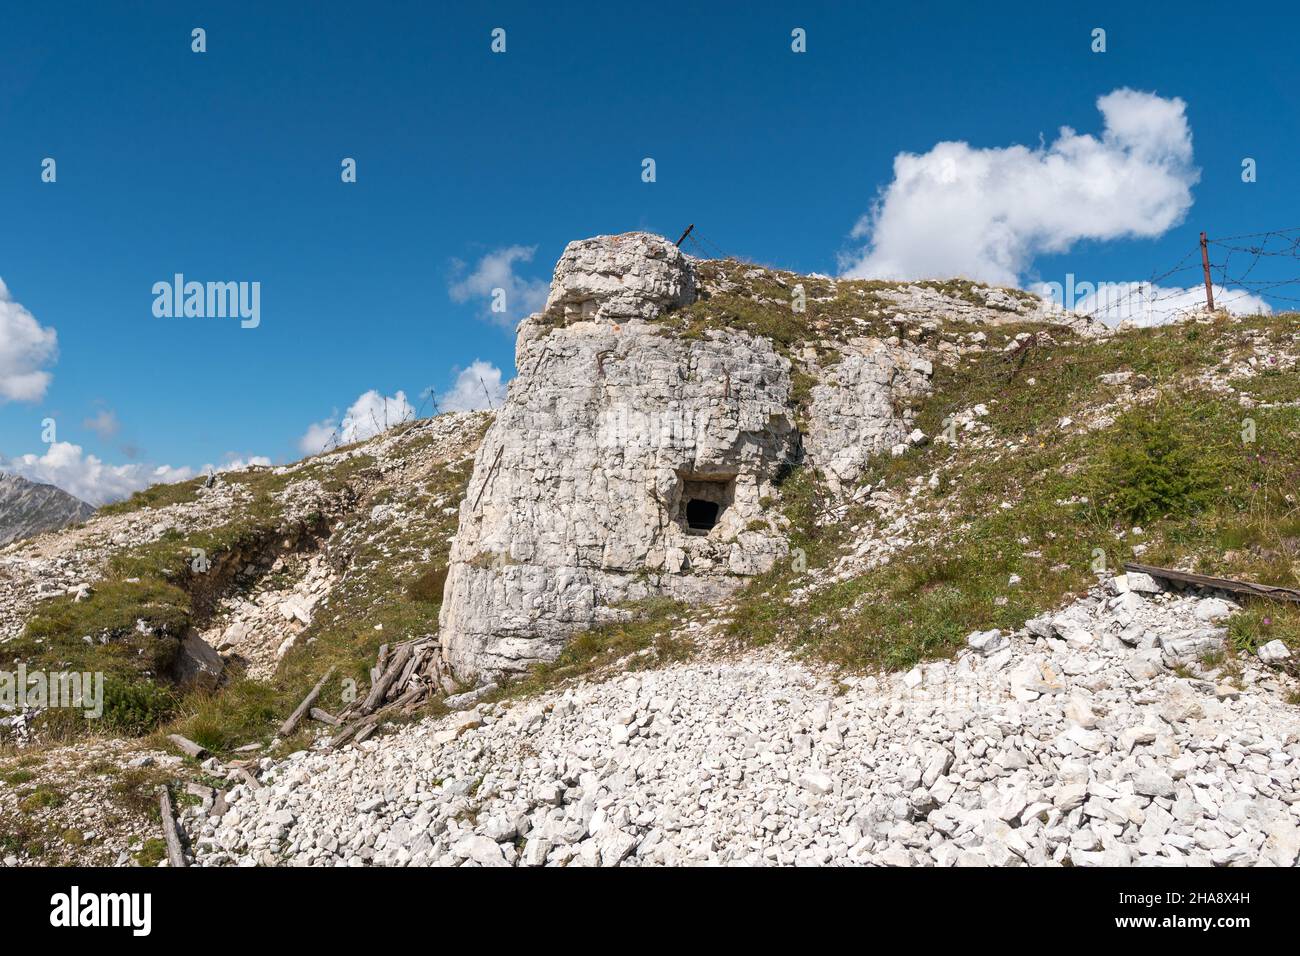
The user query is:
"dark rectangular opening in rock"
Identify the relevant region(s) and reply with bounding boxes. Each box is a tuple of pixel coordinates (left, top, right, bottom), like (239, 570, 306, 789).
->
(685, 498, 720, 531)
(675, 474, 735, 536)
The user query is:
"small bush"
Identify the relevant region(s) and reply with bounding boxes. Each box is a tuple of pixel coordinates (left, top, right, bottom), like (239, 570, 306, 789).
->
(134, 838, 166, 867)
(19, 787, 64, 812)
(101, 679, 179, 736)
(1228, 604, 1300, 656)
(110, 768, 166, 820)
(169, 679, 283, 753)
(1088, 408, 1225, 526)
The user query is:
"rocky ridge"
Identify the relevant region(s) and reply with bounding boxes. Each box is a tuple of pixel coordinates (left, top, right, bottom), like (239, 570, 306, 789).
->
(439, 233, 1085, 681)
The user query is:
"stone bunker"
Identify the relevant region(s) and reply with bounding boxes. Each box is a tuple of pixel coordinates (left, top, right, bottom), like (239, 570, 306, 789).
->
(439, 232, 932, 680)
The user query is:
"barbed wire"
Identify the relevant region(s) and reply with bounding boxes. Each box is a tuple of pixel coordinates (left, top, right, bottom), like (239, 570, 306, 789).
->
(1063, 226, 1300, 324)
(1206, 228, 1300, 307)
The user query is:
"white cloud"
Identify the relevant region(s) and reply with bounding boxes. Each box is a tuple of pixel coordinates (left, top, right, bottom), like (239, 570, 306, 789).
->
(298, 389, 416, 455)
(2, 442, 195, 506)
(82, 407, 120, 440)
(213, 455, 272, 473)
(1034, 280, 1272, 327)
(0, 443, 275, 506)
(449, 245, 549, 329)
(841, 89, 1198, 286)
(0, 278, 59, 403)
(435, 360, 508, 412)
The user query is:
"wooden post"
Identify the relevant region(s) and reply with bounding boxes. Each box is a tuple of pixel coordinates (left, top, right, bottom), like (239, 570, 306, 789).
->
(1200, 231, 1215, 312)
(675, 224, 695, 247)
(279, 665, 335, 737)
(158, 787, 187, 868)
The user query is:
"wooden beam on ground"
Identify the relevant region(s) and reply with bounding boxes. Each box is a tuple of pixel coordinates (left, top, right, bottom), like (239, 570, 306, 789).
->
(310, 707, 340, 726)
(1124, 562, 1300, 605)
(158, 787, 187, 868)
(325, 685, 424, 751)
(167, 734, 207, 759)
(279, 665, 336, 737)
(361, 644, 412, 713)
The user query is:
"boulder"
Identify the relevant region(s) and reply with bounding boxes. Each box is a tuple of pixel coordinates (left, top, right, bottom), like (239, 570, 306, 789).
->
(173, 630, 224, 691)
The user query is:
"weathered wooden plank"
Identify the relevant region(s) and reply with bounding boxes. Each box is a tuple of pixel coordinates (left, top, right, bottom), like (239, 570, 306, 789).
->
(184, 782, 215, 801)
(354, 721, 380, 744)
(158, 787, 187, 868)
(361, 644, 412, 713)
(310, 707, 341, 726)
(279, 665, 336, 737)
(167, 734, 207, 759)
(326, 685, 424, 751)
(235, 767, 262, 790)
(391, 647, 425, 700)
(1124, 562, 1300, 604)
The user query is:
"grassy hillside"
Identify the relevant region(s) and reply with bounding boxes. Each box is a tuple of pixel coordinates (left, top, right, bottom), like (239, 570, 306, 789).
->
(726, 311, 1300, 678)
(3, 417, 486, 752)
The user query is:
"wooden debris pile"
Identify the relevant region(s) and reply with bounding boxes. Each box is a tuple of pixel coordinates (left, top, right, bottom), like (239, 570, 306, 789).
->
(320, 636, 451, 750)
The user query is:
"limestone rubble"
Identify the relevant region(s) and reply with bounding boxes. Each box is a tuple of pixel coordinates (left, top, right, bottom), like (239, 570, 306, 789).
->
(187, 578, 1300, 867)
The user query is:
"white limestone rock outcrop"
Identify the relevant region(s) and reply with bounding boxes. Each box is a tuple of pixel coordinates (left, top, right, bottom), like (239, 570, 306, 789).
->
(441, 236, 799, 679)
(803, 341, 934, 493)
(437, 233, 1014, 679)
(538, 232, 696, 326)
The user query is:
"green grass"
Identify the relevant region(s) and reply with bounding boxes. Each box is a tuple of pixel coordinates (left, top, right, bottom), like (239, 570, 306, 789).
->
(659, 260, 1036, 359)
(5, 451, 379, 745)
(134, 838, 166, 867)
(157, 447, 477, 752)
(18, 786, 64, 813)
(1228, 604, 1300, 657)
(725, 311, 1300, 675)
(97, 478, 206, 516)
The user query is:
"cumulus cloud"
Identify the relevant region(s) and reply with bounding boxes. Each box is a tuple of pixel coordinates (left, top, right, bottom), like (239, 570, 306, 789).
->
(212, 455, 272, 473)
(841, 89, 1199, 287)
(2, 442, 195, 506)
(82, 407, 120, 440)
(449, 245, 549, 329)
(1, 444, 274, 506)
(0, 278, 59, 402)
(1034, 280, 1272, 327)
(435, 360, 508, 412)
(298, 389, 416, 455)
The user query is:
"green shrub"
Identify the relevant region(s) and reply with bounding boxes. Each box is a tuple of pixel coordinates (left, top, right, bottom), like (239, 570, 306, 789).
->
(134, 838, 166, 867)
(170, 679, 283, 752)
(1088, 408, 1225, 526)
(19, 787, 64, 812)
(1228, 604, 1300, 656)
(101, 679, 178, 736)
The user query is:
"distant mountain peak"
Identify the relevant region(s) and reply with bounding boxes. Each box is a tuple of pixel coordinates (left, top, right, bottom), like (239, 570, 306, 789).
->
(0, 472, 97, 546)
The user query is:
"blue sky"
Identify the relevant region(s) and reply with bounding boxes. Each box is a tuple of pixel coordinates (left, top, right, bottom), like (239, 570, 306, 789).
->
(1, 1, 1297, 503)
